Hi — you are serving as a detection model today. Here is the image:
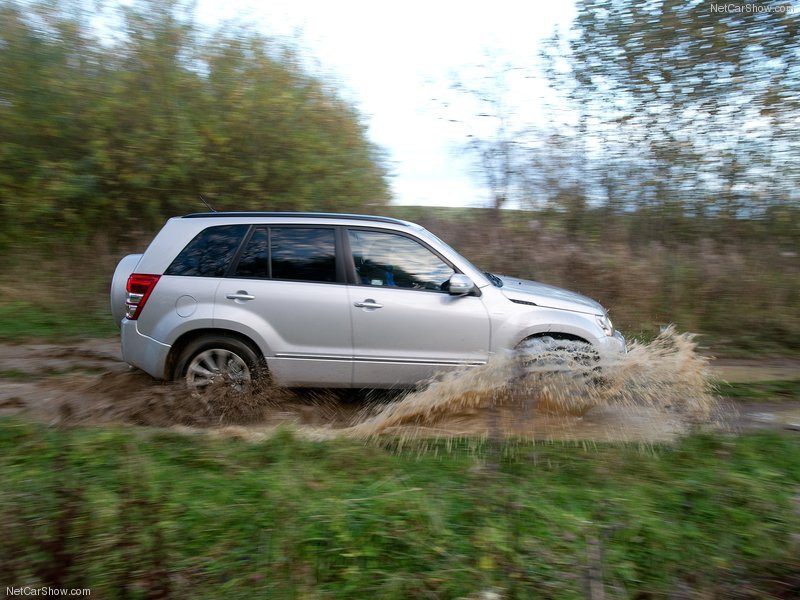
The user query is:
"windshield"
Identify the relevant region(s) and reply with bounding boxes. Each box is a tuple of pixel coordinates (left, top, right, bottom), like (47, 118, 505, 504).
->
(412, 226, 477, 267)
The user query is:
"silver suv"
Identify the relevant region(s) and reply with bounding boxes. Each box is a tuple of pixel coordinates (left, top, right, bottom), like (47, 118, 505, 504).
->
(111, 212, 625, 390)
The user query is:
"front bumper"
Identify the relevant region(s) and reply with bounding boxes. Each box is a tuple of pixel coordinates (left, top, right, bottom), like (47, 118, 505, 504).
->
(595, 330, 627, 355)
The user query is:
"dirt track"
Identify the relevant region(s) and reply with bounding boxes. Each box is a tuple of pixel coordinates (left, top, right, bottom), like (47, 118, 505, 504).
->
(0, 338, 362, 429)
(0, 337, 798, 440)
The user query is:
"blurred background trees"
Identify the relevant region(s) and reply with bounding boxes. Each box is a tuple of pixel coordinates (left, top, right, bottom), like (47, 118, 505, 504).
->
(0, 0, 389, 250)
(455, 0, 799, 247)
(544, 0, 800, 244)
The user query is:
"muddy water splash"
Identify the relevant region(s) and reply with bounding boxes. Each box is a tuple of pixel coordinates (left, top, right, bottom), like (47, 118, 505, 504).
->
(3, 329, 720, 442)
(345, 327, 718, 442)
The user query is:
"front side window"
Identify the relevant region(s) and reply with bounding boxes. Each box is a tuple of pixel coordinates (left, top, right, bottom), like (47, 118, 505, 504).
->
(232, 227, 336, 283)
(348, 230, 455, 291)
(165, 225, 248, 277)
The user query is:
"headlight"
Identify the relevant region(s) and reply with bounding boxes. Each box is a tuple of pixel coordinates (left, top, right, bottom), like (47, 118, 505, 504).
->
(595, 313, 614, 336)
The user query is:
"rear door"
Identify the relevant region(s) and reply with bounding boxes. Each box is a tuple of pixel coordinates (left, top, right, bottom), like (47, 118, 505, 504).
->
(216, 226, 353, 386)
(346, 228, 491, 387)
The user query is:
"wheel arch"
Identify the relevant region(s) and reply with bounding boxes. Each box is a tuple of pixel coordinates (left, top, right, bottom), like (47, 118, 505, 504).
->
(165, 328, 265, 380)
(515, 331, 591, 350)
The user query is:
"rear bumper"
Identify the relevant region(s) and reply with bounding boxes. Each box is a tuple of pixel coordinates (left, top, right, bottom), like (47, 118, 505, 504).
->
(120, 319, 171, 379)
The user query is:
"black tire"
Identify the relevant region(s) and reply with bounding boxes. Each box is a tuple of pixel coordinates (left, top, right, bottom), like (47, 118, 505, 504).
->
(517, 335, 599, 371)
(174, 335, 262, 392)
(514, 335, 601, 416)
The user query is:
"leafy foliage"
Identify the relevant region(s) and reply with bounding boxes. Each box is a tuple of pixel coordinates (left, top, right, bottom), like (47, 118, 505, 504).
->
(0, 0, 389, 249)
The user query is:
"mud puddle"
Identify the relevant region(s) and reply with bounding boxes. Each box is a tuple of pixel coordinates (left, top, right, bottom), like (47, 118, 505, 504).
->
(0, 330, 797, 442)
(731, 403, 800, 432)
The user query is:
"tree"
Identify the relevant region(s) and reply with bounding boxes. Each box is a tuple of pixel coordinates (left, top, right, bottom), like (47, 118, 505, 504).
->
(447, 56, 605, 222)
(446, 59, 536, 218)
(543, 0, 800, 232)
(0, 0, 389, 248)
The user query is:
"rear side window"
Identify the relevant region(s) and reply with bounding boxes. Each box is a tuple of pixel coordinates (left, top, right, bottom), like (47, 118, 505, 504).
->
(165, 225, 248, 277)
(232, 227, 336, 282)
(233, 227, 270, 278)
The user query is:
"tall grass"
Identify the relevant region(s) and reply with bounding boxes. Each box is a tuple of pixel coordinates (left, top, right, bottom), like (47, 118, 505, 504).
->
(1, 209, 797, 353)
(405, 209, 800, 355)
(0, 235, 140, 340)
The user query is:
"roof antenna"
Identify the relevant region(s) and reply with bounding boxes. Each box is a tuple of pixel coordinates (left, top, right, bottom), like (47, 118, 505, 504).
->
(199, 194, 217, 213)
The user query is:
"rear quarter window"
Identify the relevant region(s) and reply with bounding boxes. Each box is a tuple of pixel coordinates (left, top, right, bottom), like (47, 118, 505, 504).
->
(165, 225, 248, 277)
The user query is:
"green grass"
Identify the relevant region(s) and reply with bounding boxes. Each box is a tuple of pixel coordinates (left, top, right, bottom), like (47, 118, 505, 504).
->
(0, 301, 117, 341)
(1, 421, 799, 598)
(714, 379, 800, 401)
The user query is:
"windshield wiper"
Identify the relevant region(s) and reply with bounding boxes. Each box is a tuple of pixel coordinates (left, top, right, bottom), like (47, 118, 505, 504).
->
(484, 272, 503, 287)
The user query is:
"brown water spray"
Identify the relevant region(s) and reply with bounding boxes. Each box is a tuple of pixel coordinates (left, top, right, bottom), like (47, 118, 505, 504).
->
(346, 327, 718, 442)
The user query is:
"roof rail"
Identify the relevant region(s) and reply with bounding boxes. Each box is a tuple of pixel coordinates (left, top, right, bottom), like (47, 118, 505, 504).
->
(181, 211, 411, 226)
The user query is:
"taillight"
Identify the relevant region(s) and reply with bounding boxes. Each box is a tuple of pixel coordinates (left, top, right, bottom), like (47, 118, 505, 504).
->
(125, 274, 161, 320)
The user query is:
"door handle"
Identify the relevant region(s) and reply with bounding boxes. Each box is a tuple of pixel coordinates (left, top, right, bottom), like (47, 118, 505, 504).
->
(353, 299, 383, 309)
(226, 291, 255, 301)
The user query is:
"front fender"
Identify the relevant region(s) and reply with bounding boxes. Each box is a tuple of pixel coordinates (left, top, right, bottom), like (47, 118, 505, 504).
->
(494, 306, 604, 350)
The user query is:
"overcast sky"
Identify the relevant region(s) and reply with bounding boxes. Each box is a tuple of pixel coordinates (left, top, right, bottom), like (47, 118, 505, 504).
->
(194, 0, 575, 207)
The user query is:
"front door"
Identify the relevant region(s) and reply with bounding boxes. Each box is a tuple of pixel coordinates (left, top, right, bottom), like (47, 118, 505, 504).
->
(346, 228, 491, 387)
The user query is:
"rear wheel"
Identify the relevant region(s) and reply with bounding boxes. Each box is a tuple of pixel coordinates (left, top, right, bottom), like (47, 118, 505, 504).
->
(175, 335, 262, 392)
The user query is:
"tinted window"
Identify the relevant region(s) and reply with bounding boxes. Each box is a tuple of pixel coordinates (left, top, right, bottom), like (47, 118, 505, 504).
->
(233, 227, 270, 278)
(348, 230, 454, 291)
(270, 227, 336, 282)
(165, 225, 248, 277)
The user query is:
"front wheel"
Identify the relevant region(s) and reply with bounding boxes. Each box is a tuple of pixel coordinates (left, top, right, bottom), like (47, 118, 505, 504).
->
(515, 335, 600, 416)
(175, 335, 262, 392)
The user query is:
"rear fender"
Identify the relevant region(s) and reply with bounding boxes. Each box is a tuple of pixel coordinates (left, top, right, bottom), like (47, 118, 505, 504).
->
(110, 254, 143, 327)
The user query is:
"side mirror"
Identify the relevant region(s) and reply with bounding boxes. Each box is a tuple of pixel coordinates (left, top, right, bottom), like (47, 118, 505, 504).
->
(448, 273, 475, 296)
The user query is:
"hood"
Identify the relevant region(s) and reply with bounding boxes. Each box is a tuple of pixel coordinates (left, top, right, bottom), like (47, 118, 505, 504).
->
(498, 275, 604, 315)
